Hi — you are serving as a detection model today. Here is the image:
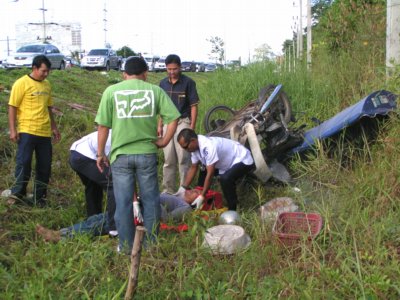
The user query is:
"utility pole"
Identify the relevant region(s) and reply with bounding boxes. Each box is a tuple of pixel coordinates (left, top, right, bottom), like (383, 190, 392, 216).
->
(291, 19, 297, 66)
(296, 24, 299, 59)
(150, 32, 153, 54)
(103, 1, 108, 47)
(285, 47, 289, 72)
(306, 0, 312, 69)
(386, 0, 400, 76)
(0, 36, 16, 56)
(292, 41, 296, 70)
(39, 0, 47, 43)
(298, 0, 303, 59)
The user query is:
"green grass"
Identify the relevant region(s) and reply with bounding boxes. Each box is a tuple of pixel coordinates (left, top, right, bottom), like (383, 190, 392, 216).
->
(1, 61, 400, 298)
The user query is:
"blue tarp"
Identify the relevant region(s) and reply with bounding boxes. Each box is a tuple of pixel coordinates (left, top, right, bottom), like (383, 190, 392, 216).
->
(291, 90, 397, 154)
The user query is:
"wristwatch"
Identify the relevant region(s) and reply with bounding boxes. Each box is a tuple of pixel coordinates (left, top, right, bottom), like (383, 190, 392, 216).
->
(96, 153, 105, 158)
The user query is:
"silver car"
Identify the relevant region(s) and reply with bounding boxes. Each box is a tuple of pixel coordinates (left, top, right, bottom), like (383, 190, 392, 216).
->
(3, 44, 66, 70)
(205, 63, 217, 72)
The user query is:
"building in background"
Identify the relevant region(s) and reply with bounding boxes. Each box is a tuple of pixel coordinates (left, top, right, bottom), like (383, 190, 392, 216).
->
(15, 22, 82, 56)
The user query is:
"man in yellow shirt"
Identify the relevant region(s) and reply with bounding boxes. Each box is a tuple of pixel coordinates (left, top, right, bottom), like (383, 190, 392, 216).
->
(7, 55, 61, 206)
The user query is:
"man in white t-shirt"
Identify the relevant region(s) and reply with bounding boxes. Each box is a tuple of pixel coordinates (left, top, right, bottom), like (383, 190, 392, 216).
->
(69, 130, 115, 233)
(176, 128, 255, 211)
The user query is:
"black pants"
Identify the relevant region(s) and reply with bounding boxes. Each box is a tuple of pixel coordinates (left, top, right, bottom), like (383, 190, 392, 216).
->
(12, 133, 52, 203)
(198, 162, 255, 210)
(69, 150, 116, 231)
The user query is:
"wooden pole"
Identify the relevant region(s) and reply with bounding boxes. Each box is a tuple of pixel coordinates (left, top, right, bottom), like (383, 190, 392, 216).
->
(125, 226, 147, 300)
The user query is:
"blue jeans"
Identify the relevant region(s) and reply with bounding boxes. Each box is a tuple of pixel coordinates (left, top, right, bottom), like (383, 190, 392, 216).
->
(60, 213, 109, 238)
(59, 194, 189, 239)
(12, 133, 52, 203)
(111, 154, 160, 254)
(160, 193, 192, 222)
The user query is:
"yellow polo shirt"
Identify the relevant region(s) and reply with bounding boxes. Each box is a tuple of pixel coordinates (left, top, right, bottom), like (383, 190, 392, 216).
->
(8, 75, 53, 137)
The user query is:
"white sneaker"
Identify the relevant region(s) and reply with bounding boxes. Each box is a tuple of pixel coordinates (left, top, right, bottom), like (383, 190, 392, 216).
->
(117, 245, 131, 256)
(109, 230, 118, 238)
(1, 189, 12, 197)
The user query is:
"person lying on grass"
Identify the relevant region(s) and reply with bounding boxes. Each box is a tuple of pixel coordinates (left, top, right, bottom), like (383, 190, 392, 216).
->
(36, 189, 201, 243)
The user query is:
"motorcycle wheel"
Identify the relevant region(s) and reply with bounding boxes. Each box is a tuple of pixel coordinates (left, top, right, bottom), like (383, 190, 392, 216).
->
(203, 105, 236, 133)
(256, 84, 292, 124)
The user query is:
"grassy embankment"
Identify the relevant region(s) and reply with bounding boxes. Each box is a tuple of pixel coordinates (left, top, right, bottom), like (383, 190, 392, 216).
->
(0, 57, 399, 298)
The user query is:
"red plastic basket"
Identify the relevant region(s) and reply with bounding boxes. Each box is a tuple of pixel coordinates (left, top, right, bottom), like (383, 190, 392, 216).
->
(272, 212, 323, 247)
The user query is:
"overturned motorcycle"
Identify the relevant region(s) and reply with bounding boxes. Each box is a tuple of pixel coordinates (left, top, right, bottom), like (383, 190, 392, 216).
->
(204, 85, 397, 184)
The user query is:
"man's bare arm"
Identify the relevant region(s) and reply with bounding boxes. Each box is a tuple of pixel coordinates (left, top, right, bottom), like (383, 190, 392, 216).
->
(48, 107, 61, 143)
(8, 105, 18, 142)
(154, 119, 178, 148)
(190, 104, 198, 129)
(96, 125, 110, 173)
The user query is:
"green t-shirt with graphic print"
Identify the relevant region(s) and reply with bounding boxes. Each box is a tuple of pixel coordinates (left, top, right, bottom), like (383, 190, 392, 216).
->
(95, 78, 180, 163)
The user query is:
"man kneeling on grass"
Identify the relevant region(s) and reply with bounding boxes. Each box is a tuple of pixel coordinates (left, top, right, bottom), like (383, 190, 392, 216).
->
(36, 189, 201, 243)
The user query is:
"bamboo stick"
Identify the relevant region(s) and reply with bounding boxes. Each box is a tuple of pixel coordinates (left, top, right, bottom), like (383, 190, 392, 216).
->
(125, 226, 146, 300)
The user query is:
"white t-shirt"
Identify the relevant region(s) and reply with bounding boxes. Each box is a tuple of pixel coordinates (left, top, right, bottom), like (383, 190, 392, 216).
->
(191, 135, 254, 174)
(70, 131, 112, 160)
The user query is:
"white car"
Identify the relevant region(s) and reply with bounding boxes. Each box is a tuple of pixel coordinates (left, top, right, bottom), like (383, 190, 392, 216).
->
(143, 55, 159, 71)
(3, 44, 66, 70)
(154, 58, 166, 72)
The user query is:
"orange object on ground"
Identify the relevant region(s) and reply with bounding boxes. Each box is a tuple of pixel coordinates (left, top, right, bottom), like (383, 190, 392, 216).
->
(160, 223, 189, 232)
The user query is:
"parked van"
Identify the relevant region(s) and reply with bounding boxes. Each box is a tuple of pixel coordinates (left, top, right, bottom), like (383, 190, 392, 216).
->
(142, 54, 159, 71)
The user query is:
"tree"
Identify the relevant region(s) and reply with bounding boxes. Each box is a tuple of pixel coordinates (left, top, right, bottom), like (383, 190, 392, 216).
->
(207, 36, 225, 65)
(316, 0, 386, 53)
(69, 50, 81, 62)
(116, 46, 136, 58)
(253, 43, 273, 61)
(282, 39, 295, 56)
(311, 0, 333, 24)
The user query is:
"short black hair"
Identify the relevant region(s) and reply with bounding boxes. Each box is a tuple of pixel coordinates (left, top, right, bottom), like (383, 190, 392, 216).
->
(177, 128, 197, 143)
(125, 56, 148, 75)
(165, 54, 181, 66)
(32, 55, 51, 69)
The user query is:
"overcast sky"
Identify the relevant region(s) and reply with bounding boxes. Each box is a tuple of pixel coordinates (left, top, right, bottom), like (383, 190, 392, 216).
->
(0, 0, 301, 62)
